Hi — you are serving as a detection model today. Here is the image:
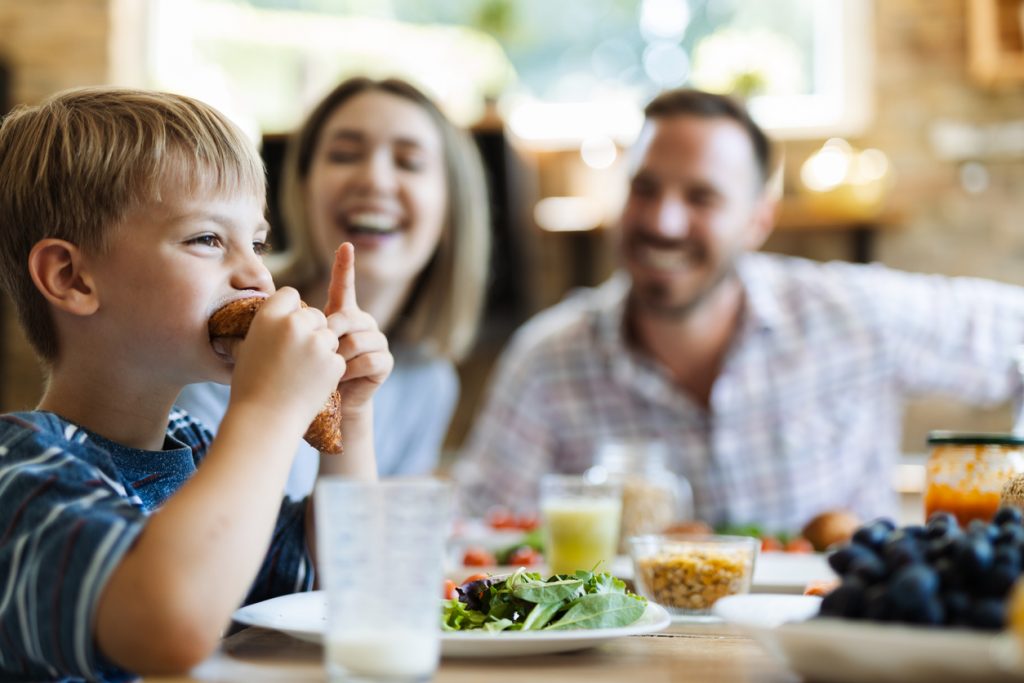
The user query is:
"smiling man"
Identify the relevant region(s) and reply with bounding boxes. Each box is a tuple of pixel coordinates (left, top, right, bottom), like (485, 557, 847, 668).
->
(455, 88, 1024, 532)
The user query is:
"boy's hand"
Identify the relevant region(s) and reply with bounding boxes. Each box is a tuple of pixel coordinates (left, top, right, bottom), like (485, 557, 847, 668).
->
(230, 287, 347, 429)
(324, 243, 394, 417)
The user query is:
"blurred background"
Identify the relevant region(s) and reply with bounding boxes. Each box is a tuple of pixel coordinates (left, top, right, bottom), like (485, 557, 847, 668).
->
(2, 0, 1024, 472)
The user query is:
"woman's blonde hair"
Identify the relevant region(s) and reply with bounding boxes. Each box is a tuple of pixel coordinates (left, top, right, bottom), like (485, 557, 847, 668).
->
(275, 77, 490, 362)
(0, 86, 265, 362)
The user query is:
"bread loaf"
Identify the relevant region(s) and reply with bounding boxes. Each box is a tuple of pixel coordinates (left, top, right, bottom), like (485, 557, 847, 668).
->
(209, 296, 343, 453)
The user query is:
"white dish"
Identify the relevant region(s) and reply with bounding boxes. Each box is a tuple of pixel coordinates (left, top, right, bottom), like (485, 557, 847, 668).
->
(749, 551, 835, 594)
(713, 594, 1024, 683)
(233, 590, 671, 658)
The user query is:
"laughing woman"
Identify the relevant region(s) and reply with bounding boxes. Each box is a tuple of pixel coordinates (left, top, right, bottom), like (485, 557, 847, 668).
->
(177, 77, 491, 497)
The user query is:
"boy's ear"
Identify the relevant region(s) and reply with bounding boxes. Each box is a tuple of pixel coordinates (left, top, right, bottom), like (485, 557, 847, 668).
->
(28, 239, 100, 316)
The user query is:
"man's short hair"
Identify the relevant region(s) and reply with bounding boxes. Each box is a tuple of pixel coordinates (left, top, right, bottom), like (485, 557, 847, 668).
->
(0, 87, 266, 362)
(644, 88, 772, 185)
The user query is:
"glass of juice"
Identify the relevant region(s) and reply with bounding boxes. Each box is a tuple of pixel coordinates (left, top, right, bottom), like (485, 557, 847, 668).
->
(316, 478, 451, 682)
(540, 474, 622, 575)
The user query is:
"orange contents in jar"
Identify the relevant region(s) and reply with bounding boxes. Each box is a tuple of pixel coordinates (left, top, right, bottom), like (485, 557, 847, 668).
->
(924, 432, 1024, 527)
(923, 482, 1001, 527)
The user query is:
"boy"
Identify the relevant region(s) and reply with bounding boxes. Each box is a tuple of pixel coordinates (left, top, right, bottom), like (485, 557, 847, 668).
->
(0, 87, 392, 680)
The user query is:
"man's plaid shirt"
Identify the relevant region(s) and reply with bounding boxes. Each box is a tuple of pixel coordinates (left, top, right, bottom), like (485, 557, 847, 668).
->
(456, 253, 1024, 531)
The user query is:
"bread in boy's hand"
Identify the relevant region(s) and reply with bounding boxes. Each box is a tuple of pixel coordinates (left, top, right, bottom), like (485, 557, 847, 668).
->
(208, 296, 344, 453)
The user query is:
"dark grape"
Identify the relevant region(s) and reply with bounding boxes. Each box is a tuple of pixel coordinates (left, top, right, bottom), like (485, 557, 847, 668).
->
(926, 511, 958, 531)
(852, 521, 893, 552)
(942, 590, 971, 625)
(882, 537, 923, 572)
(994, 545, 1021, 573)
(863, 584, 892, 621)
(819, 582, 866, 619)
(983, 564, 1018, 599)
(933, 557, 964, 592)
(820, 511, 1024, 631)
(925, 535, 956, 562)
(848, 553, 886, 585)
(967, 599, 1006, 630)
(886, 565, 939, 620)
(995, 524, 1024, 548)
(952, 534, 994, 579)
(828, 544, 874, 575)
(994, 506, 1023, 527)
(912, 597, 946, 626)
(968, 519, 999, 542)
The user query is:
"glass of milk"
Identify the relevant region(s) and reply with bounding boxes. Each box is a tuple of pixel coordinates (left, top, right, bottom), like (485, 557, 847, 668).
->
(315, 478, 451, 682)
(540, 474, 622, 575)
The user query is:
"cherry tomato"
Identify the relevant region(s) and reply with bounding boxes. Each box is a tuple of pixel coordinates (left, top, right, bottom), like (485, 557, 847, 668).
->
(506, 546, 542, 567)
(486, 508, 517, 530)
(515, 514, 540, 531)
(803, 579, 838, 597)
(462, 547, 497, 566)
(442, 579, 457, 600)
(784, 537, 814, 554)
(760, 536, 783, 552)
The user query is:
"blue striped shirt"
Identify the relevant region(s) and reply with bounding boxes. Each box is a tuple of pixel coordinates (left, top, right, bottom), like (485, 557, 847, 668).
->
(0, 409, 312, 682)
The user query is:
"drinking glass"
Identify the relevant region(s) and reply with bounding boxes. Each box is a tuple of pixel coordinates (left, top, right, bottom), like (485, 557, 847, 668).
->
(539, 474, 622, 575)
(316, 477, 451, 682)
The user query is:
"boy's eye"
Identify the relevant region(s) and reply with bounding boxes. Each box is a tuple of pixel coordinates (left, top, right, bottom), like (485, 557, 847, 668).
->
(189, 234, 223, 249)
(253, 240, 272, 256)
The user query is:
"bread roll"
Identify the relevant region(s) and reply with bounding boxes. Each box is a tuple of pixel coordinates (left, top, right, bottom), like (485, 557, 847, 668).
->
(209, 296, 343, 453)
(801, 509, 860, 552)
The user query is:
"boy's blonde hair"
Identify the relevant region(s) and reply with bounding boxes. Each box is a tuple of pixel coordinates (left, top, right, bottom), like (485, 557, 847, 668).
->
(274, 77, 490, 362)
(0, 86, 266, 362)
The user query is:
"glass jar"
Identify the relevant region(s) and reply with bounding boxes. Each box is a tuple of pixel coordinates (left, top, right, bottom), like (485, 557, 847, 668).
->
(924, 431, 1024, 526)
(585, 441, 694, 552)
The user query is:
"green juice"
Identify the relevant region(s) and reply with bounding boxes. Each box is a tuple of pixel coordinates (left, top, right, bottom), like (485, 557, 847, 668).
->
(542, 498, 622, 575)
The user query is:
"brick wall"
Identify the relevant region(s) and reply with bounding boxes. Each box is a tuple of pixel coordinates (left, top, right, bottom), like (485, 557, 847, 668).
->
(774, 0, 1024, 450)
(0, 0, 113, 410)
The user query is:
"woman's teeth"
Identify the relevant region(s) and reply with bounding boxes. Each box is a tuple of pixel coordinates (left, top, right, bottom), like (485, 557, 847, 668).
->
(347, 212, 399, 234)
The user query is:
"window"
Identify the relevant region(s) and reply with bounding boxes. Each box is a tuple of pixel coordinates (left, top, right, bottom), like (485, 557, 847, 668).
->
(147, 0, 872, 144)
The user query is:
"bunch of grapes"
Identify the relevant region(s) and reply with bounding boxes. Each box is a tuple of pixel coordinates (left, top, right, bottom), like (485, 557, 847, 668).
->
(820, 507, 1024, 629)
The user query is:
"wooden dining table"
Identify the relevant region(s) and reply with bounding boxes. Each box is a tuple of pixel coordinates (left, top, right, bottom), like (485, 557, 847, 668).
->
(145, 620, 800, 683)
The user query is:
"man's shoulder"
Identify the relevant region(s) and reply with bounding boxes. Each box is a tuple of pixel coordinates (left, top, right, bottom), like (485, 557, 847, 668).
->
(743, 253, 914, 313)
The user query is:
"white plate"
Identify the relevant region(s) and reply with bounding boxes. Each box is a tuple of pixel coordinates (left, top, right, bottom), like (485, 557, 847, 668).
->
(233, 590, 671, 658)
(749, 552, 835, 594)
(713, 594, 1024, 683)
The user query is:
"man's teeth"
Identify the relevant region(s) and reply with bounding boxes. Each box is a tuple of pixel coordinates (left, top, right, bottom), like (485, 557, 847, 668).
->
(638, 245, 687, 269)
(348, 213, 398, 233)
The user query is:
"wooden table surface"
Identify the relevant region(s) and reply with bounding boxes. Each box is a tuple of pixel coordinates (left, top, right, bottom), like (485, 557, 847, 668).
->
(144, 620, 799, 683)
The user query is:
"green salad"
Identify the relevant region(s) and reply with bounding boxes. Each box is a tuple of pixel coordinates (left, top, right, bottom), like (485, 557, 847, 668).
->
(442, 568, 646, 632)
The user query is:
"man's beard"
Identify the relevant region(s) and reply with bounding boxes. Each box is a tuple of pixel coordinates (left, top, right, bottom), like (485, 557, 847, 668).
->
(629, 258, 739, 321)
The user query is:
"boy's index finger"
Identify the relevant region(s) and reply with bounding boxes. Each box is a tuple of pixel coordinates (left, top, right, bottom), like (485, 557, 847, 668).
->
(325, 242, 357, 316)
